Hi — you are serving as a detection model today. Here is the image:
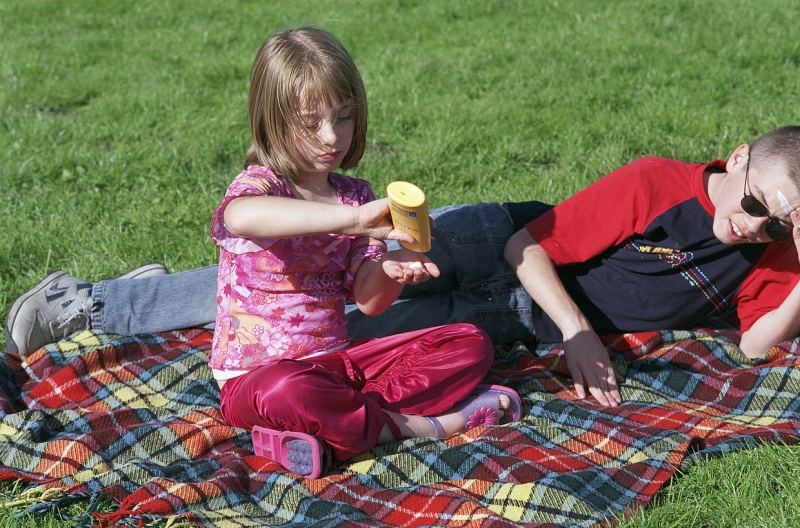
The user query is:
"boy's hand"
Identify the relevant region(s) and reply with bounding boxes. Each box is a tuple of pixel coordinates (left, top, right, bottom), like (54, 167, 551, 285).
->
(381, 248, 440, 285)
(563, 329, 623, 407)
(504, 228, 624, 407)
(792, 209, 800, 258)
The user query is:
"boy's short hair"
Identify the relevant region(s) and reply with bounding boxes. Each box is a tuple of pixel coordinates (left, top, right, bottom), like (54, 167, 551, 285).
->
(245, 27, 368, 181)
(750, 126, 800, 190)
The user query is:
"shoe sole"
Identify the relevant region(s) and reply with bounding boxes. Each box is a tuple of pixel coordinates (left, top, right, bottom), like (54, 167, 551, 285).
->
(252, 426, 326, 479)
(116, 263, 167, 280)
(5, 270, 68, 354)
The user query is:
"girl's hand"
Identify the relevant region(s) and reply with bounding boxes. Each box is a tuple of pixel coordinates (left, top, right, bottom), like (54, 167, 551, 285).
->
(380, 248, 440, 285)
(356, 199, 418, 245)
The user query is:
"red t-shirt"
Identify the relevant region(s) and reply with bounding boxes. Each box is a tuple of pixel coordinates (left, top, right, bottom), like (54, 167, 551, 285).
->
(525, 156, 800, 341)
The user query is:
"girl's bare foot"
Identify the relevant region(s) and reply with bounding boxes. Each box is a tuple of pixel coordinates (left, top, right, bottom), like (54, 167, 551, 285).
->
(379, 385, 522, 442)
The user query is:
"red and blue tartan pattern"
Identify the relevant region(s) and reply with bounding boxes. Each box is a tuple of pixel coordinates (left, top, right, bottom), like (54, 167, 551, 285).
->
(0, 325, 798, 527)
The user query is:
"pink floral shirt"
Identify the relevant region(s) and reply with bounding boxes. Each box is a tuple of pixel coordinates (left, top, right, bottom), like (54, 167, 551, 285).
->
(209, 166, 385, 372)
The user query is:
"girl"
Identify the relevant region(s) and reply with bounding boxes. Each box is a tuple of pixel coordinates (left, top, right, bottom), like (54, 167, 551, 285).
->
(211, 27, 521, 479)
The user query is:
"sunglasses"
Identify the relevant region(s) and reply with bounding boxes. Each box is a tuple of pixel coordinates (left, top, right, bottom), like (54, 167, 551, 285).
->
(741, 157, 792, 242)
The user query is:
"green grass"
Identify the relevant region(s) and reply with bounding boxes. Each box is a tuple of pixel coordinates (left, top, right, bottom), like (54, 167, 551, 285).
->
(1, 0, 800, 525)
(615, 442, 800, 528)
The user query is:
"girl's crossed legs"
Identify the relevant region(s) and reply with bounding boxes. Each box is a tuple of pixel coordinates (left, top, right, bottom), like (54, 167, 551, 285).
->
(218, 323, 508, 462)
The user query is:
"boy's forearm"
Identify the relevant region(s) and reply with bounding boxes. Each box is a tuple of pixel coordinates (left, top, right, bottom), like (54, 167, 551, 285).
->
(504, 228, 622, 406)
(504, 229, 591, 335)
(739, 280, 800, 358)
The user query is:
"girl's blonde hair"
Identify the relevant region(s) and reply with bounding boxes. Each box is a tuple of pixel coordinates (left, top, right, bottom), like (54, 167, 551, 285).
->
(245, 27, 368, 182)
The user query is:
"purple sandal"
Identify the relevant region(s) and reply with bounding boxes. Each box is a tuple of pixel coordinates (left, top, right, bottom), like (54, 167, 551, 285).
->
(426, 384, 522, 439)
(252, 426, 331, 479)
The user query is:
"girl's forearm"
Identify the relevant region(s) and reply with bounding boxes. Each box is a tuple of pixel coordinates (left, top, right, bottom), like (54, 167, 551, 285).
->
(223, 196, 359, 238)
(351, 259, 403, 315)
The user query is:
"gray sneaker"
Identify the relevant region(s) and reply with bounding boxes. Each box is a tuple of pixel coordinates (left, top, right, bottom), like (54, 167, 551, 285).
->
(5, 263, 168, 356)
(115, 263, 168, 280)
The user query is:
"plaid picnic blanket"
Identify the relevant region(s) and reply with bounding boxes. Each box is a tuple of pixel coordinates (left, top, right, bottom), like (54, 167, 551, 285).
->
(1, 326, 799, 527)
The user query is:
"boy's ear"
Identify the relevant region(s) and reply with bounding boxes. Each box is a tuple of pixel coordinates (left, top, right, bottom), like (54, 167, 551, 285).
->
(726, 143, 750, 174)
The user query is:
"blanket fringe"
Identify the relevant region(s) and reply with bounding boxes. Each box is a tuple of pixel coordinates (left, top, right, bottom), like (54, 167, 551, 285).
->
(95, 509, 190, 527)
(0, 486, 118, 526)
(0, 485, 64, 508)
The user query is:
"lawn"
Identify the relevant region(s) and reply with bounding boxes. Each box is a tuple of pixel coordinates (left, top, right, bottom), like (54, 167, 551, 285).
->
(1, 0, 799, 525)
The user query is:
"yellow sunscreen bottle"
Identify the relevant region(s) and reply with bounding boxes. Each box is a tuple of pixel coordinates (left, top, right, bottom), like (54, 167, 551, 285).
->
(387, 181, 431, 252)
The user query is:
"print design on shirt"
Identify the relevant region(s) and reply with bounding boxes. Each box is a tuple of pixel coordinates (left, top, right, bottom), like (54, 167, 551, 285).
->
(624, 241, 730, 314)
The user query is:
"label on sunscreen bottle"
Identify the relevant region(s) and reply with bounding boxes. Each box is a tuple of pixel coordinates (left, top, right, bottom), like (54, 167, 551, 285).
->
(387, 181, 431, 252)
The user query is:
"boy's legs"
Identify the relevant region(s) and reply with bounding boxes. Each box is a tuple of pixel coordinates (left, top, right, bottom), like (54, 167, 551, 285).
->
(5, 263, 169, 355)
(393, 203, 518, 296)
(92, 265, 218, 334)
(94, 206, 535, 341)
(345, 284, 537, 346)
(7, 201, 548, 351)
(346, 202, 541, 346)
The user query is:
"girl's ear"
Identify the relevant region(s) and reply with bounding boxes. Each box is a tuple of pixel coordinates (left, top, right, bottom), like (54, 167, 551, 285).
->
(725, 143, 750, 174)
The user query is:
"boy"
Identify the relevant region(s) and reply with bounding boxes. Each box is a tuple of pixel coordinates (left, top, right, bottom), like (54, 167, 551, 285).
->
(7, 126, 800, 408)
(346, 126, 800, 407)
(504, 126, 800, 407)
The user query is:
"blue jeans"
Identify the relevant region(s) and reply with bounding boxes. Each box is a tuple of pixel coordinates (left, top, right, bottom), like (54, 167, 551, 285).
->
(92, 203, 539, 346)
(91, 265, 219, 333)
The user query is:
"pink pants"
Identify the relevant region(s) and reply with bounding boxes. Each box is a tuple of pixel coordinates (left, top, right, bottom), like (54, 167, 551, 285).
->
(218, 323, 493, 460)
